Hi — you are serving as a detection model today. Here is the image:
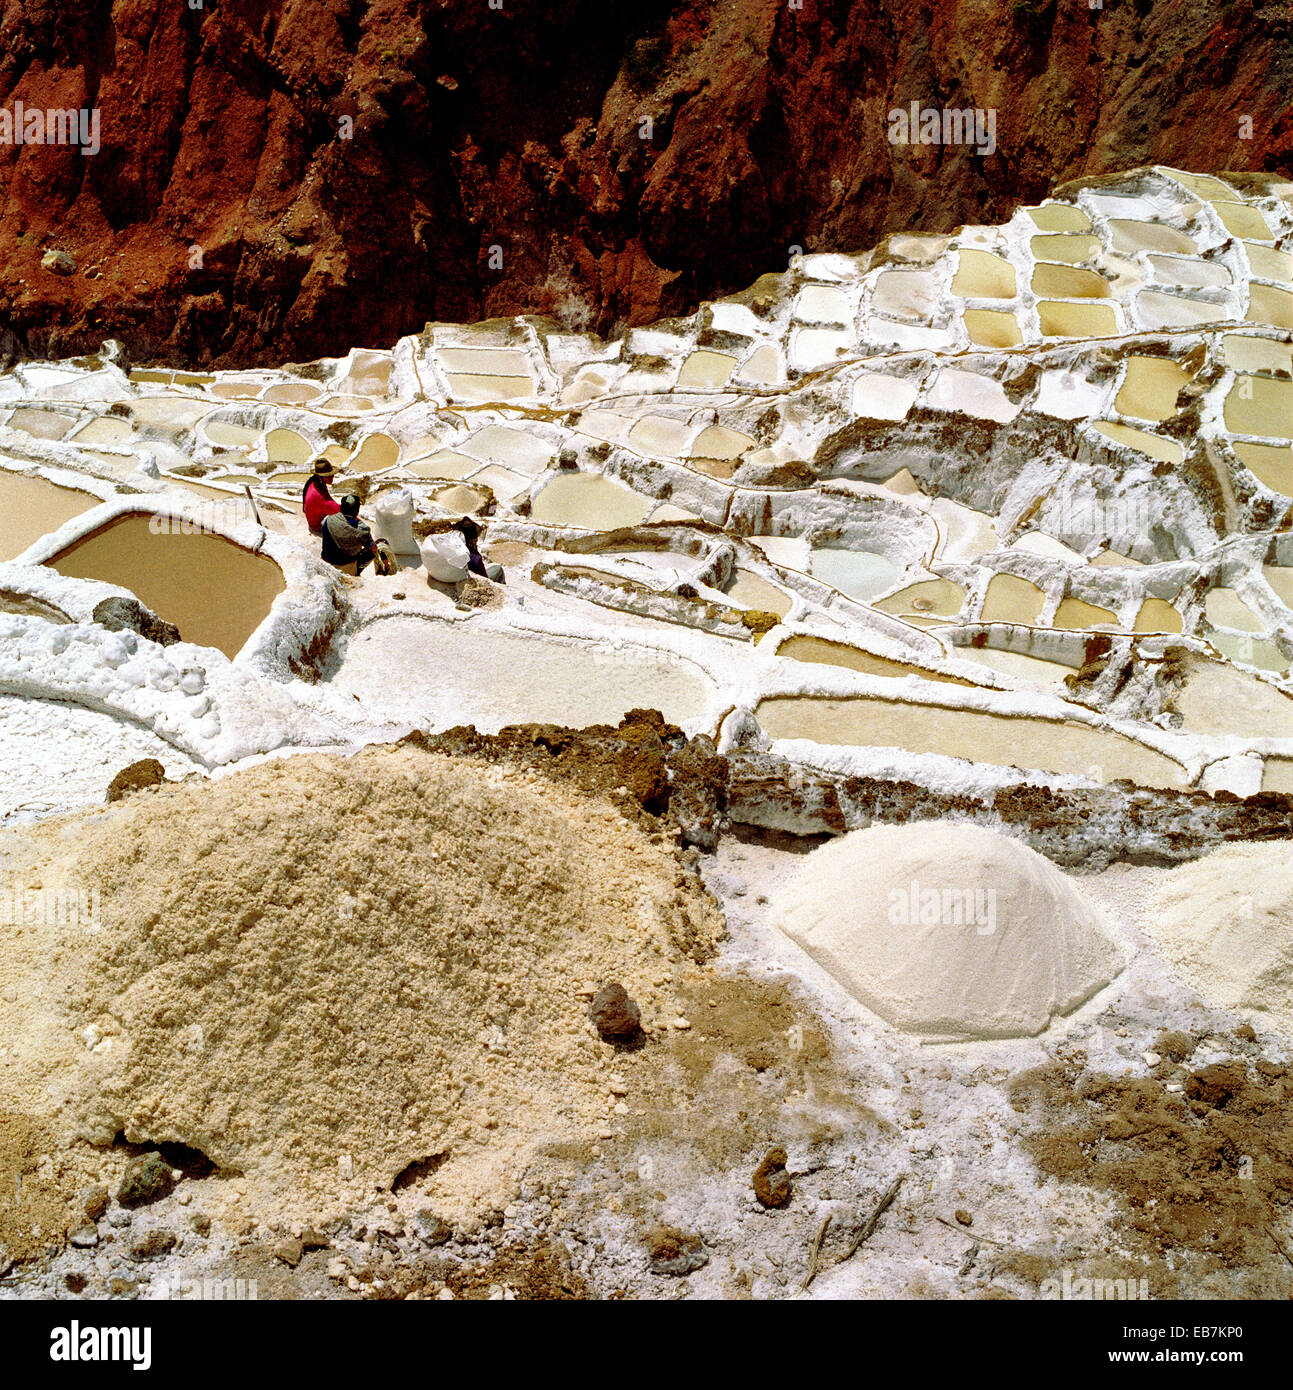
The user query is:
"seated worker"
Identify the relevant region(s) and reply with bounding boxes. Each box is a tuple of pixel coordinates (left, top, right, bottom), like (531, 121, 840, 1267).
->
(321, 494, 377, 574)
(302, 458, 341, 534)
(452, 516, 504, 582)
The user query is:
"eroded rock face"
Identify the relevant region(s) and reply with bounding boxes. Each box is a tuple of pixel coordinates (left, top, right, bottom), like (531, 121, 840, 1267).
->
(0, 0, 1285, 366)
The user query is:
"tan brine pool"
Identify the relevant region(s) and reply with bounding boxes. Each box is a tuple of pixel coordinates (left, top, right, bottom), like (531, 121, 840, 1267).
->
(45, 513, 284, 658)
(755, 695, 1187, 789)
(1, 471, 103, 562)
(530, 472, 655, 530)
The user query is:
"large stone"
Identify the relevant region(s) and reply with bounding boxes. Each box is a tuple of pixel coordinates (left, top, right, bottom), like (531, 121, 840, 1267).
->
(92, 596, 181, 647)
(588, 982, 641, 1041)
(107, 759, 166, 803)
(41, 249, 76, 275)
(116, 1153, 175, 1208)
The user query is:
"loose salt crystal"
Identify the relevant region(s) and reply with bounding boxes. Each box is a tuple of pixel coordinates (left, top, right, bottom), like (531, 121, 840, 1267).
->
(1166, 1082, 1184, 1093)
(1142, 1051, 1161, 1066)
(338, 1155, 354, 1180)
(613, 1102, 629, 1115)
(672, 1018, 691, 1030)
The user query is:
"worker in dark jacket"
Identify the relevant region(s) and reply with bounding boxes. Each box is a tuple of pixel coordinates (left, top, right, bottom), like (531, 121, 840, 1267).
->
(321, 494, 377, 574)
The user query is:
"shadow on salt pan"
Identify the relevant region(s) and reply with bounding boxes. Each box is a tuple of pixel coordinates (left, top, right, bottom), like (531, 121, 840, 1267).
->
(326, 617, 715, 732)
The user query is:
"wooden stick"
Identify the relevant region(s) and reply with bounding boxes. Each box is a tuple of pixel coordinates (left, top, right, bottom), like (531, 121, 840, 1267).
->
(839, 1174, 904, 1264)
(934, 1213, 1012, 1247)
(242, 484, 263, 528)
(800, 1214, 832, 1290)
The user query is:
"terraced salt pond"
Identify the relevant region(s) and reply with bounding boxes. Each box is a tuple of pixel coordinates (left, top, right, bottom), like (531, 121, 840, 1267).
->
(956, 647, 1075, 686)
(1, 471, 103, 562)
(530, 471, 655, 529)
(45, 515, 284, 658)
(328, 617, 715, 731)
(777, 634, 971, 686)
(754, 696, 1187, 788)
(808, 547, 902, 602)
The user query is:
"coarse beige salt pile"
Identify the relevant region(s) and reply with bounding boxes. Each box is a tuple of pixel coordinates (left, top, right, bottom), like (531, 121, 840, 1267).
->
(0, 746, 722, 1218)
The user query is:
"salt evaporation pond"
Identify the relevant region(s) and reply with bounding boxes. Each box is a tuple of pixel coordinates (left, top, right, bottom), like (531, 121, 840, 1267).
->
(45, 514, 284, 658)
(328, 617, 715, 731)
(755, 695, 1187, 789)
(1, 471, 102, 562)
(808, 546, 902, 602)
(530, 471, 654, 529)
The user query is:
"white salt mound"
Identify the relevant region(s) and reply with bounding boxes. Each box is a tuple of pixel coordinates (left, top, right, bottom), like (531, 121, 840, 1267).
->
(770, 821, 1126, 1041)
(1146, 842, 1293, 1041)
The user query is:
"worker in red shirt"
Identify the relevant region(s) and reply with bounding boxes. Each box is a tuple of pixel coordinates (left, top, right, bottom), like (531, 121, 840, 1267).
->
(302, 458, 341, 534)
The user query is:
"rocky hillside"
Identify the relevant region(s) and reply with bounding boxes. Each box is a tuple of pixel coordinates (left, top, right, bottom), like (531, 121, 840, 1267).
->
(0, 0, 1288, 366)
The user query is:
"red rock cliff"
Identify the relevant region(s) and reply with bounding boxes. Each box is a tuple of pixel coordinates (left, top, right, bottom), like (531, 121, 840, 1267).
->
(0, 0, 1288, 366)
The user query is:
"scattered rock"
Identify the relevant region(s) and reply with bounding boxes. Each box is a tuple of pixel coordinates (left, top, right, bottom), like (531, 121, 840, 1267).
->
(1157, 1030, 1195, 1062)
(80, 1185, 110, 1222)
(68, 1224, 99, 1249)
(92, 595, 181, 647)
(189, 1213, 211, 1237)
(410, 1212, 452, 1246)
(589, 982, 642, 1041)
(300, 1228, 330, 1251)
(955, 1208, 974, 1227)
(41, 249, 77, 275)
(645, 1225, 709, 1276)
(108, 1277, 137, 1296)
(454, 575, 502, 610)
(106, 759, 166, 803)
(129, 1230, 177, 1260)
(752, 1147, 791, 1208)
(65, 1272, 88, 1293)
(272, 1236, 304, 1267)
(116, 1152, 175, 1208)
